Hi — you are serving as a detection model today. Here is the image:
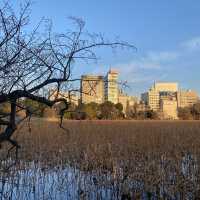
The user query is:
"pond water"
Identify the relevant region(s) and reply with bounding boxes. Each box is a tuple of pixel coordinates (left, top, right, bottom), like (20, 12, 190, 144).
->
(0, 153, 198, 200)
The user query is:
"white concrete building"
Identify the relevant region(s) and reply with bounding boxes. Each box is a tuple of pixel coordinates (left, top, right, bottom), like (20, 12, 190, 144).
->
(104, 69, 119, 104)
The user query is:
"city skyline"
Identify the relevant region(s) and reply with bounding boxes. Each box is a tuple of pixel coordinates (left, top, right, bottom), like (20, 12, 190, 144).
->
(11, 0, 200, 96)
(81, 69, 200, 98)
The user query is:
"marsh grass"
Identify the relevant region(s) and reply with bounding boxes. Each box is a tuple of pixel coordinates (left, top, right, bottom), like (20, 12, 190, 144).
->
(0, 119, 200, 199)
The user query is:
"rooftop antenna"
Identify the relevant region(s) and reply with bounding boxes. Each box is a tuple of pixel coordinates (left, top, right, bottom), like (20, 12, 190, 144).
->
(154, 80, 156, 87)
(109, 66, 111, 73)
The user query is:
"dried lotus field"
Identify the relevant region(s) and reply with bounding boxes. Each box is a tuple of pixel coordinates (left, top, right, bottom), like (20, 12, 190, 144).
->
(0, 119, 200, 199)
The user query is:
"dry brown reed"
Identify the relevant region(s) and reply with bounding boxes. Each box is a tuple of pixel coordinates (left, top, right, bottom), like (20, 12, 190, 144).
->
(1, 119, 200, 199)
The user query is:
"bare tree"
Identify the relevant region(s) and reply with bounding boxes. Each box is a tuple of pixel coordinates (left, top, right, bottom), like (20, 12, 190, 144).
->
(0, 1, 134, 157)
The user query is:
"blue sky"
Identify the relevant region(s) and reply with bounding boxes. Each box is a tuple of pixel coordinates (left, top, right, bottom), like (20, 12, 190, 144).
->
(13, 0, 200, 96)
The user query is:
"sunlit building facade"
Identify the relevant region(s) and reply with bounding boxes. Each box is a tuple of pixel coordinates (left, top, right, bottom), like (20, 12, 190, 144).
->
(141, 82, 178, 112)
(141, 82, 179, 119)
(81, 75, 104, 104)
(160, 96, 178, 119)
(177, 90, 198, 108)
(118, 90, 138, 113)
(104, 69, 119, 104)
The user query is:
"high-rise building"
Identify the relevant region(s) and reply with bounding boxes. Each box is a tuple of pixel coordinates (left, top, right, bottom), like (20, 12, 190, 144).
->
(104, 69, 119, 104)
(81, 75, 104, 104)
(141, 82, 178, 111)
(160, 97, 178, 119)
(177, 90, 199, 108)
(141, 82, 179, 119)
(118, 90, 138, 113)
(141, 89, 160, 111)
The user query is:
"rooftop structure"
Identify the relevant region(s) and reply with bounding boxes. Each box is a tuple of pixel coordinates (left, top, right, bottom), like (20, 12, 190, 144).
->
(153, 82, 178, 92)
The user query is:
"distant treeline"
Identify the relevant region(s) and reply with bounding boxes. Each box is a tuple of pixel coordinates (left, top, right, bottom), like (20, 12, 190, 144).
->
(55, 101, 162, 120)
(178, 103, 200, 120)
(1, 100, 199, 120)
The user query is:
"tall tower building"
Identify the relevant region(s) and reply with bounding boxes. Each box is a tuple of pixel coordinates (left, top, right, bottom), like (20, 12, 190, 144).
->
(141, 89, 160, 111)
(141, 82, 178, 111)
(104, 69, 119, 104)
(141, 82, 179, 119)
(177, 90, 198, 108)
(81, 75, 104, 104)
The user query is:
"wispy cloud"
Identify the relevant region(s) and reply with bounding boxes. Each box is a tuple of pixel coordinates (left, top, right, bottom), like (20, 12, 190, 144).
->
(114, 50, 178, 85)
(115, 50, 179, 72)
(181, 36, 200, 51)
(147, 51, 179, 62)
(113, 36, 200, 88)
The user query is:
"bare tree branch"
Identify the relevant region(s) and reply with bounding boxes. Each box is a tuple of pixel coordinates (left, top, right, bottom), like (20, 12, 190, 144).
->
(0, 1, 135, 158)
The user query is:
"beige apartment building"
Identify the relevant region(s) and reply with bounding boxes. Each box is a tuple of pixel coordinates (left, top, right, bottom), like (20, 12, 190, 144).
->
(104, 69, 119, 104)
(141, 89, 160, 111)
(81, 75, 104, 104)
(141, 82, 179, 119)
(118, 90, 138, 113)
(177, 90, 198, 108)
(160, 96, 178, 119)
(141, 82, 178, 111)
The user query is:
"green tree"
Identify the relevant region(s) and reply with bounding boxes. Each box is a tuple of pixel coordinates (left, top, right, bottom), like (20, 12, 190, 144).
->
(115, 103, 125, 119)
(146, 110, 159, 120)
(135, 111, 145, 120)
(192, 102, 200, 119)
(115, 103, 123, 112)
(73, 102, 99, 120)
(178, 107, 193, 120)
(63, 102, 78, 119)
(73, 110, 87, 120)
(23, 99, 47, 117)
(99, 101, 119, 119)
(83, 104, 97, 119)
